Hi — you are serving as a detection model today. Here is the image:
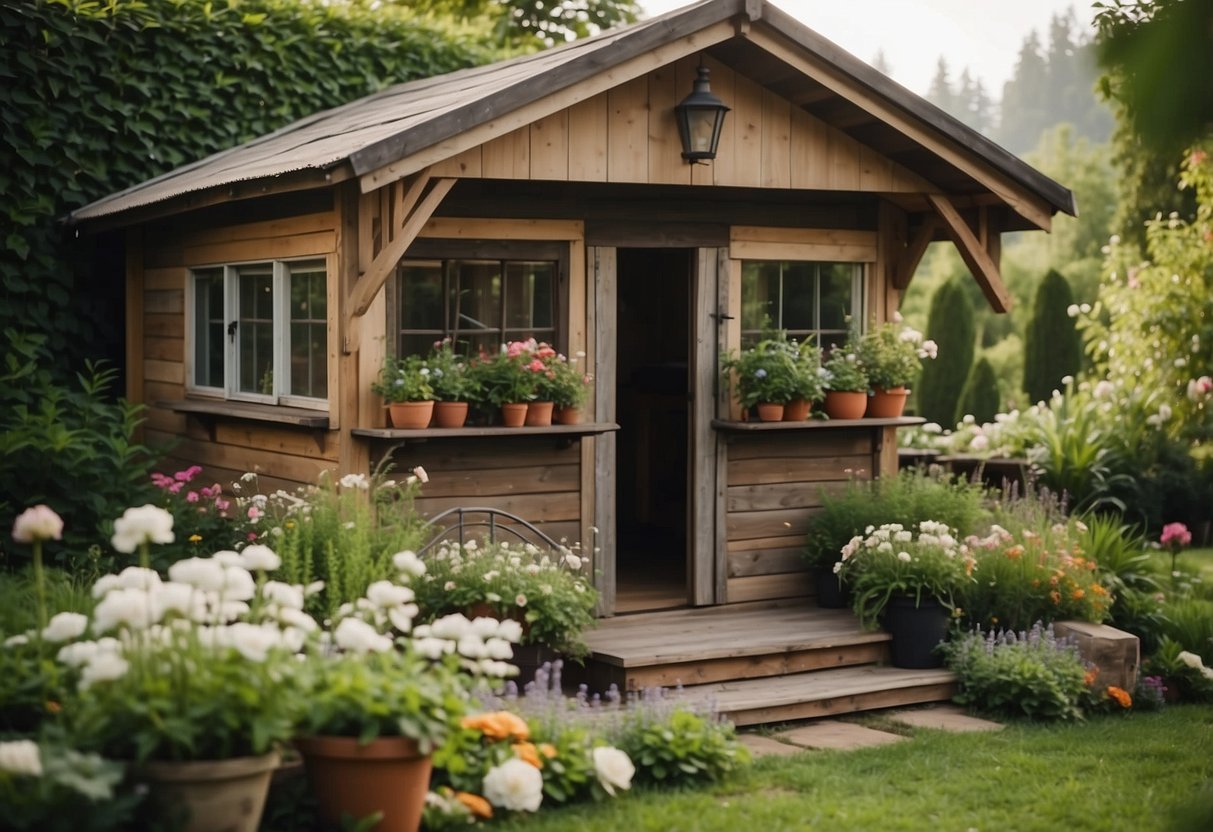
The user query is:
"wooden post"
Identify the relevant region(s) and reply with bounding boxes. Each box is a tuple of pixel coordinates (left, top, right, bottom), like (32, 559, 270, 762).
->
(690, 247, 720, 606)
(336, 183, 369, 476)
(591, 246, 618, 614)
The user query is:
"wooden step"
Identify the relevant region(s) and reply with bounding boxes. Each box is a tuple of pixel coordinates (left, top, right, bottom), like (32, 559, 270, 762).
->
(582, 603, 891, 690)
(680, 665, 957, 727)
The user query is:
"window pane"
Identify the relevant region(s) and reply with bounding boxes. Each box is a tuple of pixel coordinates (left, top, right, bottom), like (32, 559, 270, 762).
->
(288, 261, 327, 399)
(504, 261, 554, 332)
(820, 262, 856, 334)
(449, 261, 502, 341)
(400, 262, 443, 330)
(193, 268, 224, 388)
(741, 261, 780, 335)
(780, 261, 816, 333)
(237, 265, 274, 395)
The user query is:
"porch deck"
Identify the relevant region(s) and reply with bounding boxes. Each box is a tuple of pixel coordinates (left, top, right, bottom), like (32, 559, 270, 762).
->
(581, 602, 955, 726)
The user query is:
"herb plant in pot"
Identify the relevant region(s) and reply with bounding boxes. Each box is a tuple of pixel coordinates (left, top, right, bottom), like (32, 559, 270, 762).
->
(720, 336, 799, 421)
(428, 339, 480, 428)
(820, 347, 869, 420)
(373, 354, 436, 429)
(785, 339, 825, 421)
(834, 521, 974, 668)
(548, 352, 593, 424)
(856, 316, 937, 418)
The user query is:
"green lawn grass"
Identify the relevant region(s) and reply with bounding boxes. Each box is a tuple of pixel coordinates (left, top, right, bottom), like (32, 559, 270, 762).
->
(496, 706, 1213, 832)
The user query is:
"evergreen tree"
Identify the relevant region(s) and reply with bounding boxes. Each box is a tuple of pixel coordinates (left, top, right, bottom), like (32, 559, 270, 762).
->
(871, 49, 892, 76)
(956, 357, 1001, 425)
(998, 31, 1050, 152)
(926, 57, 954, 114)
(917, 279, 976, 426)
(1022, 270, 1082, 405)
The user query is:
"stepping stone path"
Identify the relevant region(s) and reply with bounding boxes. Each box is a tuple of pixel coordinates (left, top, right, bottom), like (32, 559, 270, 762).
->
(741, 704, 1002, 758)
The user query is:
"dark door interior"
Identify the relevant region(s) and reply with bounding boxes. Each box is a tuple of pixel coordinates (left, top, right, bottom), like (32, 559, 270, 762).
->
(614, 248, 691, 612)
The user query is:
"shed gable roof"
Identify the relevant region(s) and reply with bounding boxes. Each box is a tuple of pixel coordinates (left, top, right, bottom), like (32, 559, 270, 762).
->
(71, 0, 1075, 227)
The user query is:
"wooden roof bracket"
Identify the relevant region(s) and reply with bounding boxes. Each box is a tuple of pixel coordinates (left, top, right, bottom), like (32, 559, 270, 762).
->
(892, 216, 939, 291)
(343, 174, 455, 352)
(927, 194, 1011, 313)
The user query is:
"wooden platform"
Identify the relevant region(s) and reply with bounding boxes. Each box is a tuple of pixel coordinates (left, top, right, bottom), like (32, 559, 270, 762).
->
(580, 602, 956, 726)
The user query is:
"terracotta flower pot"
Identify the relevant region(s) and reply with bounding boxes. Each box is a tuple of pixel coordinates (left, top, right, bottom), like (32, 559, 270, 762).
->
(432, 401, 469, 428)
(866, 386, 909, 418)
(500, 402, 528, 427)
(823, 390, 867, 420)
(525, 400, 555, 426)
(783, 399, 812, 421)
(142, 751, 280, 832)
(388, 400, 434, 429)
(755, 402, 785, 422)
(295, 736, 433, 832)
(554, 405, 583, 425)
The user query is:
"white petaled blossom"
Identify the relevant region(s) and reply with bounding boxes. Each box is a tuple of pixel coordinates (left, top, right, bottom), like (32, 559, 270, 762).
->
(225, 622, 280, 663)
(151, 582, 204, 621)
(388, 605, 419, 633)
(495, 619, 524, 644)
(366, 580, 416, 608)
(457, 634, 489, 659)
(92, 587, 157, 633)
(80, 652, 130, 688)
(0, 740, 43, 777)
(479, 659, 518, 678)
(220, 566, 257, 602)
(897, 551, 913, 563)
(263, 581, 306, 610)
(168, 557, 227, 592)
(240, 544, 281, 572)
(334, 617, 393, 654)
(430, 613, 472, 640)
(110, 504, 175, 553)
(484, 637, 514, 661)
(41, 611, 88, 642)
(116, 566, 162, 592)
(413, 636, 454, 659)
(482, 757, 544, 812)
(592, 746, 636, 796)
(469, 617, 501, 639)
(278, 607, 318, 632)
(413, 466, 429, 484)
(393, 550, 427, 577)
(338, 473, 369, 490)
(212, 550, 244, 567)
(90, 574, 122, 598)
(11, 505, 64, 544)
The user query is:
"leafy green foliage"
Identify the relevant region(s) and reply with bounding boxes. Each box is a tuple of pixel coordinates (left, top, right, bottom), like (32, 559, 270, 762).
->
(0, 329, 156, 571)
(1, 0, 493, 372)
(955, 356, 1000, 424)
(1, 742, 139, 832)
(617, 709, 749, 788)
(1023, 270, 1081, 405)
(407, 0, 639, 46)
(916, 279, 974, 425)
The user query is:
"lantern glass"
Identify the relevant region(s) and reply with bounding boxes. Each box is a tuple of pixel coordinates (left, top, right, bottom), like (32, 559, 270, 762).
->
(675, 66, 730, 163)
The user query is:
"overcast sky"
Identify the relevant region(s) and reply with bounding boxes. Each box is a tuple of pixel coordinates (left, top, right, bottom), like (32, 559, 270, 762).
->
(639, 0, 1099, 96)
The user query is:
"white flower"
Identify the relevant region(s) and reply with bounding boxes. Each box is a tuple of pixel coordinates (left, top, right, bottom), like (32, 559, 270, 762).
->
(388, 605, 418, 633)
(918, 339, 938, 359)
(240, 544, 281, 572)
(515, 594, 528, 607)
(484, 637, 515, 660)
(897, 551, 912, 563)
(90, 574, 122, 598)
(116, 566, 162, 592)
(457, 634, 489, 658)
(80, 652, 130, 687)
(970, 434, 990, 452)
(393, 550, 427, 577)
(593, 746, 635, 796)
(212, 550, 244, 567)
(495, 619, 524, 644)
(479, 659, 518, 678)
(1093, 380, 1115, 399)
(226, 622, 279, 662)
(338, 474, 369, 490)
(564, 553, 583, 570)
(0, 740, 42, 777)
(93, 587, 157, 632)
(11, 505, 63, 544)
(41, 611, 88, 643)
(483, 758, 544, 812)
(832, 561, 842, 574)
(366, 580, 415, 608)
(110, 504, 174, 553)
(263, 581, 305, 610)
(429, 614, 471, 641)
(413, 466, 429, 484)
(1066, 304, 1080, 318)
(412, 636, 453, 659)
(220, 566, 257, 602)
(334, 617, 393, 654)
(168, 557, 227, 592)
(278, 607, 318, 632)
(469, 617, 502, 638)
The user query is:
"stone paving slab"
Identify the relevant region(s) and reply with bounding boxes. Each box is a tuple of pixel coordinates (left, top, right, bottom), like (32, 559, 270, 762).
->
(737, 734, 808, 758)
(887, 704, 1003, 732)
(776, 720, 905, 750)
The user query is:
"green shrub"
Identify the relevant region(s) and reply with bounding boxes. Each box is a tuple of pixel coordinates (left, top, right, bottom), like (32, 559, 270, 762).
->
(803, 468, 989, 570)
(943, 622, 1091, 720)
(0, 330, 156, 571)
(1160, 597, 1213, 665)
(955, 356, 1001, 424)
(1144, 637, 1213, 703)
(616, 708, 749, 788)
(916, 279, 975, 425)
(1023, 270, 1082, 405)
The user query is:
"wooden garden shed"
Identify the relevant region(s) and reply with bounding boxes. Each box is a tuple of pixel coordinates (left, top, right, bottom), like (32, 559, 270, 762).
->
(72, 0, 1075, 631)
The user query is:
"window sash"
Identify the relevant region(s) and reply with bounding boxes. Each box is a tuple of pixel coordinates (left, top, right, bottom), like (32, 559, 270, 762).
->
(740, 260, 864, 349)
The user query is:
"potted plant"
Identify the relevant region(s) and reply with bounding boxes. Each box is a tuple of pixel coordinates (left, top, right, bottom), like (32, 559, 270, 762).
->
(428, 339, 480, 428)
(524, 342, 561, 426)
(373, 354, 436, 429)
(820, 347, 869, 420)
(56, 547, 309, 832)
(834, 520, 975, 668)
(856, 315, 937, 418)
(548, 352, 593, 424)
(785, 338, 825, 421)
(473, 342, 539, 427)
(720, 336, 800, 421)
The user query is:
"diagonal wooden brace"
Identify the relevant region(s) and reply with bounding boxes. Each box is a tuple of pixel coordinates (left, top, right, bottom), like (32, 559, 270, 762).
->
(927, 193, 1011, 313)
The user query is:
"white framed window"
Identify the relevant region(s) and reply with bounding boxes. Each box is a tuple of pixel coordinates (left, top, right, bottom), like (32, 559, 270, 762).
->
(188, 259, 328, 408)
(740, 260, 865, 349)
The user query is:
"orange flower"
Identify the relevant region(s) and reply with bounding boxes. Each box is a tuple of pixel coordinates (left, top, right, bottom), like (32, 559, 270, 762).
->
(513, 741, 543, 769)
(461, 711, 531, 742)
(1071, 588, 1086, 600)
(454, 792, 493, 819)
(1050, 590, 1061, 605)
(45, 700, 62, 714)
(1107, 686, 1132, 709)
(1091, 584, 1108, 596)
(1084, 668, 1099, 687)
(1005, 545, 1024, 561)
(539, 743, 558, 759)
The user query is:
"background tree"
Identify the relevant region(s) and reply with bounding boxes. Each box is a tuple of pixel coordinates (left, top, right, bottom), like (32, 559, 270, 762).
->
(404, 0, 639, 45)
(915, 279, 975, 426)
(955, 357, 1000, 424)
(1022, 270, 1081, 405)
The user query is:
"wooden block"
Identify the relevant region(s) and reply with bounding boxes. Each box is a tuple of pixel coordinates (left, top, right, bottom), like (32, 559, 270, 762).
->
(1053, 621, 1140, 692)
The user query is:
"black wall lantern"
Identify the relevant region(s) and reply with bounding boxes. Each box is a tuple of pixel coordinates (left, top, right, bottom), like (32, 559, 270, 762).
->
(675, 66, 730, 163)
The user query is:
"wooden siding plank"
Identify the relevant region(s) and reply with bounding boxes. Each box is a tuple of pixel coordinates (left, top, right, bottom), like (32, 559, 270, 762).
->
(387, 439, 582, 472)
(728, 454, 874, 485)
(430, 146, 482, 178)
(760, 88, 791, 188)
(126, 228, 145, 411)
(208, 422, 337, 460)
(143, 313, 182, 338)
(827, 125, 862, 190)
(715, 247, 731, 600)
(607, 76, 649, 183)
(144, 336, 183, 363)
(727, 70, 764, 187)
(725, 430, 872, 459)
(144, 429, 336, 485)
(143, 268, 184, 292)
(790, 108, 830, 189)
(482, 126, 531, 179)
(859, 143, 894, 191)
(691, 247, 719, 606)
(415, 464, 580, 498)
(415, 491, 580, 523)
(143, 359, 183, 385)
(727, 506, 818, 540)
(567, 94, 609, 182)
(728, 547, 807, 577)
(529, 110, 570, 181)
(143, 289, 182, 315)
(727, 533, 807, 553)
(177, 212, 335, 249)
(726, 480, 848, 512)
(419, 217, 584, 241)
(726, 572, 814, 603)
(646, 64, 687, 186)
(729, 240, 875, 262)
(183, 231, 336, 266)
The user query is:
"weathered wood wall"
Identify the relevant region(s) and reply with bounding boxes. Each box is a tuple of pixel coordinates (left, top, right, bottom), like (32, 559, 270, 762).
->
(133, 208, 342, 491)
(426, 56, 927, 193)
(724, 430, 878, 604)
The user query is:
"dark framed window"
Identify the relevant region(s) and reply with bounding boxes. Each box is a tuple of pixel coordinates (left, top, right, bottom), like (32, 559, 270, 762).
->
(740, 260, 863, 349)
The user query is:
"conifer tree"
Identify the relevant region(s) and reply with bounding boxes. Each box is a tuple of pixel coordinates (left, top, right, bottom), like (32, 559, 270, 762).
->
(916, 279, 975, 426)
(1023, 270, 1082, 405)
(956, 357, 1000, 425)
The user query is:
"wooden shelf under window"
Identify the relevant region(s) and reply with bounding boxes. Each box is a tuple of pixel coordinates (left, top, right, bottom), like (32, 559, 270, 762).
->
(711, 416, 925, 432)
(157, 399, 330, 443)
(352, 422, 619, 446)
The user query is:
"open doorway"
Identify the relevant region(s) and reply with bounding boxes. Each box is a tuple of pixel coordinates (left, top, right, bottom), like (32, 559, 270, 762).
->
(614, 248, 691, 613)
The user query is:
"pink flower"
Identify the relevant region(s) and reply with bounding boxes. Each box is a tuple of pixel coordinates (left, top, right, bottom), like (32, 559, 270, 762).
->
(527, 359, 545, 373)
(536, 344, 557, 359)
(151, 473, 174, 489)
(1160, 522, 1191, 550)
(174, 465, 203, 482)
(248, 506, 261, 521)
(185, 491, 200, 503)
(214, 498, 231, 512)
(247, 532, 258, 541)
(168, 482, 183, 494)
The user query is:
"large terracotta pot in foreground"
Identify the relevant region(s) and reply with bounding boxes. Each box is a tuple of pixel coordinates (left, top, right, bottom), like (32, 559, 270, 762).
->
(142, 751, 280, 832)
(295, 736, 432, 832)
